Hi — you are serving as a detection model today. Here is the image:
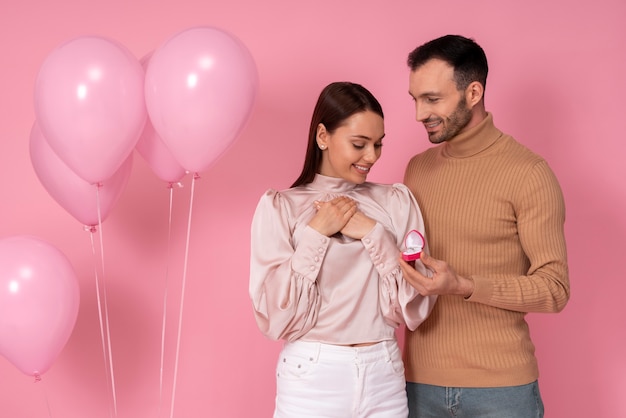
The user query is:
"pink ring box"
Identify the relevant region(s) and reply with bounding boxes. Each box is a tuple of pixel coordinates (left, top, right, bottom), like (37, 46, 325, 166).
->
(402, 229, 425, 261)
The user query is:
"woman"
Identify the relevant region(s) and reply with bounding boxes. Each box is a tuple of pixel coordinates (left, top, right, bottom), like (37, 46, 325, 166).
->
(250, 81, 436, 417)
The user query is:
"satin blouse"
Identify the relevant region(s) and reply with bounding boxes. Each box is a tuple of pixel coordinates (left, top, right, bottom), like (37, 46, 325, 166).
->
(249, 174, 436, 345)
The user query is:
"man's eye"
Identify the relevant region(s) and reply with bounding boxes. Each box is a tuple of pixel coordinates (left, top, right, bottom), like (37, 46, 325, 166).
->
(427, 97, 439, 103)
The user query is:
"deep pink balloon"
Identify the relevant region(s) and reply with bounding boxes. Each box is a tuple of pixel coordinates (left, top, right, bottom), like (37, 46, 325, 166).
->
(144, 26, 258, 173)
(0, 235, 80, 377)
(29, 122, 133, 227)
(135, 53, 187, 183)
(34, 36, 146, 184)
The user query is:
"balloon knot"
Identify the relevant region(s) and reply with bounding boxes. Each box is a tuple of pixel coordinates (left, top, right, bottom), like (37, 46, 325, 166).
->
(83, 225, 97, 233)
(33, 373, 42, 383)
(166, 182, 184, 189)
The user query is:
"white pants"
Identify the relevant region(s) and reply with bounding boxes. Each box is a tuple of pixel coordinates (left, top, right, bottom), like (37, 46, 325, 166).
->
(274, 340, 408, 418)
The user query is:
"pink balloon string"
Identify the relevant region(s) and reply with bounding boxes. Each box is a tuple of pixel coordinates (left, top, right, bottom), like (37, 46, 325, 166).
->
(169, 173, 199, 418)
(157, 182, 181, 417)
(87, 185, 118, 417)
(34, 374, 53, 417)
(156, 180, 185, 416)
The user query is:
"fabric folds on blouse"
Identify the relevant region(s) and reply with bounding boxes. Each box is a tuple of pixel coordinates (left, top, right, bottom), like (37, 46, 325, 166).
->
(249, 174, 436, 345)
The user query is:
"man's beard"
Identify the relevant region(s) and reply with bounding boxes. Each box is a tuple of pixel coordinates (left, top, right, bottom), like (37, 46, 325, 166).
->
(427, 97, 472, 144)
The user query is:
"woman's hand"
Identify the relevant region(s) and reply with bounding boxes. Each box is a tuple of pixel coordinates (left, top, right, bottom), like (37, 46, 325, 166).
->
(340, 211, 376, 240)
(308, 196, 357, 237)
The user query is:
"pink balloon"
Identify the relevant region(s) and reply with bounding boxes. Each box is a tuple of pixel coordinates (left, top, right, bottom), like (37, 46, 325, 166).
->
(34, 35, 146, 184)
(145, 26, 258, 173)
(0, 235, 80, 377)
(135, 53, 187, 183)
(29, 122, 133, 227)
(136, 118, 187, 183)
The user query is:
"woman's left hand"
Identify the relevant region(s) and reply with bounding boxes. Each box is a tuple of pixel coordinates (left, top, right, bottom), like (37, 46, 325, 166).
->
(340, 210, 376, 240)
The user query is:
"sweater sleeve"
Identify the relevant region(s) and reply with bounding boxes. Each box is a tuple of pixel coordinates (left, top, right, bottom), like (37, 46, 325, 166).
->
(249, 190, 326, 341)
(468, 161, 570, 312)
(365, 184, 437, 330)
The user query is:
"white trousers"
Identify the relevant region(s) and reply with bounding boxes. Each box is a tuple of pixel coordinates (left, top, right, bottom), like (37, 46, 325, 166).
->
(274, 340, 408, 418)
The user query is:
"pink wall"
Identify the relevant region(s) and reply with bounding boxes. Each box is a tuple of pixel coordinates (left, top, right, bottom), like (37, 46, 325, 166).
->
(1, 0, 624, 417)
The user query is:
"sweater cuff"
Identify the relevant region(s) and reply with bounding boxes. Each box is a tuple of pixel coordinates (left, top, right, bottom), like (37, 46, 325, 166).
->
(465, 275, 492, 303)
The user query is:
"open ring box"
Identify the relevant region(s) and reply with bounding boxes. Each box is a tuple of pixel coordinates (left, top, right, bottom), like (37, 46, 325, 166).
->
(402, 229, 425, 262)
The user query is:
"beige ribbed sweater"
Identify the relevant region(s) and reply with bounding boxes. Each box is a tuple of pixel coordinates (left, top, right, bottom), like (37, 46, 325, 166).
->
(402, 113, 570, 387)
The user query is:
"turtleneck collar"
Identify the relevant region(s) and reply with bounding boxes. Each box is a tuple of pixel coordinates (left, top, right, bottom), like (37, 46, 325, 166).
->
(442, 113, 503, 158)
(309, 174, 359, 193)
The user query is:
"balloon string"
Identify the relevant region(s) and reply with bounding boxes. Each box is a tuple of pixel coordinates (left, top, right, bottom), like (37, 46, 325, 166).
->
(88, 227, 114, 418)
(170, 173, 199, 418)
(96, 184, 118, 417)
(158, 183, 176, 417)
(34, 374, 53, 417)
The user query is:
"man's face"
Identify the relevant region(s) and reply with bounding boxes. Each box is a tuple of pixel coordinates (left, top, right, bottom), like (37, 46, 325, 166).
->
(409, 59, 473, 144)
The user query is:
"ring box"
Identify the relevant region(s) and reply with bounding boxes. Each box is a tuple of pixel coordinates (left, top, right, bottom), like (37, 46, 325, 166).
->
(402, 229, 425, 262)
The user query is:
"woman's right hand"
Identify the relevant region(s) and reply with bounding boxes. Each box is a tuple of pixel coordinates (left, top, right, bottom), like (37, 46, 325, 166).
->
(308, 196, 357, 237)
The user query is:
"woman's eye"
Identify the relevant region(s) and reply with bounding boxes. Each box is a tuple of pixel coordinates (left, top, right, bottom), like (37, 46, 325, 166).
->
(353, 144, 365, 149)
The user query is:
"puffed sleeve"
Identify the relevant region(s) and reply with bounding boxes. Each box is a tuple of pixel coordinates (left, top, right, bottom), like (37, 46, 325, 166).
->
(363, 184, 437, 330)
(249, 190, 326, 341)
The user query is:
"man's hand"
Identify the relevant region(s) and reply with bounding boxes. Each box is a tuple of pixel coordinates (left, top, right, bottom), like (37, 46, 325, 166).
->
(399, 253, 475, 298)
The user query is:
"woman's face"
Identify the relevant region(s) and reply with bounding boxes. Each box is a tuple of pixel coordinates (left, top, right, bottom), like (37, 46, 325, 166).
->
(317, 110, 384, 184)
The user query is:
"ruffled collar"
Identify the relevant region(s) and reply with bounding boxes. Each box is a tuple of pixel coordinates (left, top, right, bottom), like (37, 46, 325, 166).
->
(308, 174, 359, 193)
(442, 113, 503, 158)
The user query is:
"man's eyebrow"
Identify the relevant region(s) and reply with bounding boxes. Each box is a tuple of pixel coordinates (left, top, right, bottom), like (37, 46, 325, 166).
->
(408, 90, 440, 98)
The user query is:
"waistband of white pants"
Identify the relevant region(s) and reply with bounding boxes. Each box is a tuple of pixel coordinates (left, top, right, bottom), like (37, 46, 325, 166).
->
(281, 339, 398, 363)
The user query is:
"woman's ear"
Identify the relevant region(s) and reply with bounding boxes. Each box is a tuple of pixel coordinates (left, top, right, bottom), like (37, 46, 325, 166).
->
(316, 123, 328, 149)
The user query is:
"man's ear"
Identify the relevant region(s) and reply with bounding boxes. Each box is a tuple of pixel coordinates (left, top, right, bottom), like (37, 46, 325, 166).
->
(466, 81, 484, 107)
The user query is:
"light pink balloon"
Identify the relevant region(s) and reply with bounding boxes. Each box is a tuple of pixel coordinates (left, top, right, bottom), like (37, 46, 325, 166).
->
(34, 35, 146, 184)
(0, 235, 80, 377)
(136, 118, 187, 183)
(145, 26, 258, 173)
(29, 122, 133, 227)
(135, 53, 187, 183)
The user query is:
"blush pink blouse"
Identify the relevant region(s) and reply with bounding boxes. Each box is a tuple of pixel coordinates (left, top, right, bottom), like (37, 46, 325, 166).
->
(249, 174, 436, 345)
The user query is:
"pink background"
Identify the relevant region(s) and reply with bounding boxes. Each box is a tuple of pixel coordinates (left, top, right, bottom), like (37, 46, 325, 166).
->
(1, 0, 624, 417)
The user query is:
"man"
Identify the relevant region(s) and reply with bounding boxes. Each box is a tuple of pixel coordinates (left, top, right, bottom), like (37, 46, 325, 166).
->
(399, 34, 570, 418)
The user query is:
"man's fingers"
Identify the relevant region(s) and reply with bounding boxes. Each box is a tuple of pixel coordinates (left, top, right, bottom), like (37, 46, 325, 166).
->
(420, 253, 437, 270)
